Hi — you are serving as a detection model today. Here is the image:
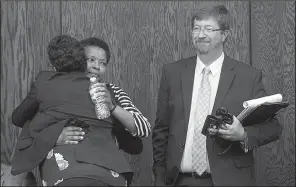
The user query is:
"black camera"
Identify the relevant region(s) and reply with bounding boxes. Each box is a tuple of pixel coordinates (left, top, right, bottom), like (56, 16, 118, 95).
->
(201, 107, 234, 148)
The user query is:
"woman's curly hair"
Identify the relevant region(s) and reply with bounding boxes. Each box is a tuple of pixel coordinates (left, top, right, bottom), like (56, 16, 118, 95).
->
(80, 37, 111, 64)
(47, 35, 87, 72)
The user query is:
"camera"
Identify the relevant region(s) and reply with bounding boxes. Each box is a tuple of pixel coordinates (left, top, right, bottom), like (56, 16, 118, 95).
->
(201, 107, 234, 148)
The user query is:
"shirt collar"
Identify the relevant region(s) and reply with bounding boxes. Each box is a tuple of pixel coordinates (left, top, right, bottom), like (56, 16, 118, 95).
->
(196, 52, 224, 77)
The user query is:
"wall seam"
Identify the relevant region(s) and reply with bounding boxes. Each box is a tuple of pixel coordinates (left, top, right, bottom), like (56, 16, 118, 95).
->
(60, 1, 62, 35)
(249, 0, 253, 66)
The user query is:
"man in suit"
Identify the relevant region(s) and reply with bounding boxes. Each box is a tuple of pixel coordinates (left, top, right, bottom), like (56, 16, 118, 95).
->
(152, 5, 282, 186)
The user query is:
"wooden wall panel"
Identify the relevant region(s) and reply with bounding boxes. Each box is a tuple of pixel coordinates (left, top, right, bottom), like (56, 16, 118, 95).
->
(62, 2, 155, 185)
(62, 1, 249, 185)
(250, 1, 295, 186)
(1, 1, 61, 165)
(5, 1, 294, 186)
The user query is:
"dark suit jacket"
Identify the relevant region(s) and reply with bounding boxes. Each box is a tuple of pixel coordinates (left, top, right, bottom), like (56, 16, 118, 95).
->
(152, 55, 282, 186)
(11, 71, 142, 180)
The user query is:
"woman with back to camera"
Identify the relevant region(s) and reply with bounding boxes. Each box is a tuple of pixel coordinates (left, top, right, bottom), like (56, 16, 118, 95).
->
(11, 35, 151, 186)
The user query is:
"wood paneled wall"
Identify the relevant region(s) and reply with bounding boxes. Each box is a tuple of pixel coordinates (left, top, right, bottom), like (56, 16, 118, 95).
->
(61, 1, 250, 185)
(1, 0, 60, 165)
(250, 1, 295, 186)
(1, 1, 294, 186)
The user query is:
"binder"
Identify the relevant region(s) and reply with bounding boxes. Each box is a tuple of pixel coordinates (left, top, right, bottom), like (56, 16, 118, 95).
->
(237, 102, 289, 126)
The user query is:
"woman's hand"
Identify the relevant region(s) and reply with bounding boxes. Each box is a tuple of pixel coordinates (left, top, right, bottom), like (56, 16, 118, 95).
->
(89, 83, 114, 110)
(56, 126, 85, 145)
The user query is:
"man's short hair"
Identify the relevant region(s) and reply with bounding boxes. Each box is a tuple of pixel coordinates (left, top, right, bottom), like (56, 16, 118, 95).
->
(80, 37, 111, 64)
(191, 5, 232, 31)
(47, 35, 86, 72)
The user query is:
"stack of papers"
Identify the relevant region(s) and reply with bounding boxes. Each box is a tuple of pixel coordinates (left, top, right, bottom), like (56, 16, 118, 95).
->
(237, 94, 285, 124)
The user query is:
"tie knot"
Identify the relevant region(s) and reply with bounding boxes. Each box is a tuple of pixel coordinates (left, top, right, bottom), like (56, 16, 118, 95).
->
(203, 67, 211, 75)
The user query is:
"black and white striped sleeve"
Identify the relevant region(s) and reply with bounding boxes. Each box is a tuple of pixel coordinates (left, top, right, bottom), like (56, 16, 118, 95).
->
(110, 83, 151, 138)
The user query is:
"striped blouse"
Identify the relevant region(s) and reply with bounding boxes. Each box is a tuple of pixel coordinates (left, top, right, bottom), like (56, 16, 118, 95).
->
(109, 83, 151, 138)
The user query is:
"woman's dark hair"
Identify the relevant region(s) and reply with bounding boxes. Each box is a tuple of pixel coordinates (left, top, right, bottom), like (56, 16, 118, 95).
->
(47, 35, 87, 72)
(191, 5, 232, 31)
(80, 37, 111, 64)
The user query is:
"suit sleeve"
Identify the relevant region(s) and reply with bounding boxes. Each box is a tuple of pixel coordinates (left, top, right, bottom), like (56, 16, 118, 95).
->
(244, 70, 283, 150)
(152, 65, 170, 185)
(112, 122, 143, 155)
(11, 80, 39, 128)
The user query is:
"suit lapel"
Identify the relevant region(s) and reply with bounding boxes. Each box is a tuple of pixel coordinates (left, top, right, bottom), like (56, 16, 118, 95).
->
(212, 56, 236, 115)
(181, 56, 197, 133)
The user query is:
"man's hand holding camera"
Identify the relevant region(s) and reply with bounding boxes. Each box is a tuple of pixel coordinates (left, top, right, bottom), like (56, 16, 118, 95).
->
(208, 116, 246, 141)
(206, 107, 246, 142)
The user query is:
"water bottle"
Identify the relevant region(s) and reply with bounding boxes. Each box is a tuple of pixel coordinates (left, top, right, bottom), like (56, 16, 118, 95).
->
(89, 76, 110, 119)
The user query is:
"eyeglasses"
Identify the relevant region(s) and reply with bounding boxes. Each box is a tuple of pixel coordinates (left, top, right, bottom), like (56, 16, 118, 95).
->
(192, 27, 222, 35)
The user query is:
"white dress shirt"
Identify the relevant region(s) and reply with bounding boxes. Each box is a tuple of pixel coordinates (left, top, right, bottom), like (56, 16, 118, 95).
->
(180, 53, 224, 173)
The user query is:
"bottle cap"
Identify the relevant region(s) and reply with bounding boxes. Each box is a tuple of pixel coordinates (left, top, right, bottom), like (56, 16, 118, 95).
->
(90, 77, 97, 82)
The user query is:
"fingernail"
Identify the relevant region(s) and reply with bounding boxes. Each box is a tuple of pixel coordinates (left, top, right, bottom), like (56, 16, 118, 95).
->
(82, 132, 85, 135)
(79, 128, 82, 131)
(80, 136, 84, 139)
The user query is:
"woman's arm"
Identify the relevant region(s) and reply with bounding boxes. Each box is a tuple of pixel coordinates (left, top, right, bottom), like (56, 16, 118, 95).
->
(109, 83, 151, 138)
(12, 81, 39, 128)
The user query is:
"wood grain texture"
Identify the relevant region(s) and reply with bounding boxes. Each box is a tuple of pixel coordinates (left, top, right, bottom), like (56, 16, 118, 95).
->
(5, 1, 294, 186)
(1, 1, 61, 165)
(62, 2, 153, 185)
(250, 1, 295, 186)
(62, 1, 249, 185)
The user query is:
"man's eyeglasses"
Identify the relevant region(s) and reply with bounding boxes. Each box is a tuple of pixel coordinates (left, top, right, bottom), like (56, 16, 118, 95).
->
(192, 27, 222, 35)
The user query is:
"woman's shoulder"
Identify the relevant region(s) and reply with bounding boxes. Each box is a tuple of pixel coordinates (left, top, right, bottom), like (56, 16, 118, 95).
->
(108, 83, 124, 92)
(36, 71, 56, 79)
(34, 71, 57, 86)
(36, 71, 71, 81)
(107, 83, 131, 101)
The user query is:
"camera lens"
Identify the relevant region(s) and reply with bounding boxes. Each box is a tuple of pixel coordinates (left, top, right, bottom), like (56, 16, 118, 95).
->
(216, 107, 228, 116)
(223, 113, 233, 124)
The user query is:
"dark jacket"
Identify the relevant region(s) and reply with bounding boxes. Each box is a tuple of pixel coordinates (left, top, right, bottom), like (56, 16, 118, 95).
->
(11, 71, 142, 181)
(152, 56, 282, 186)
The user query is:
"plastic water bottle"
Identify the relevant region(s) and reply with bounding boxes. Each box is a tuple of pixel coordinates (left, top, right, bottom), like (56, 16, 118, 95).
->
(89, 76, 110, 119)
